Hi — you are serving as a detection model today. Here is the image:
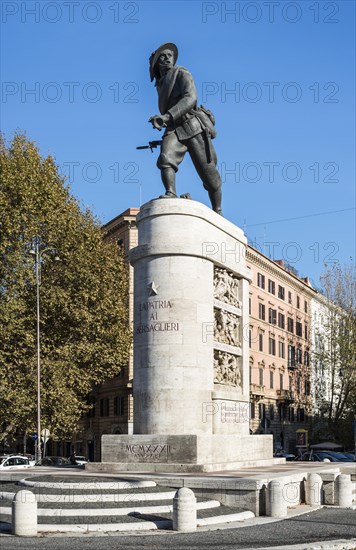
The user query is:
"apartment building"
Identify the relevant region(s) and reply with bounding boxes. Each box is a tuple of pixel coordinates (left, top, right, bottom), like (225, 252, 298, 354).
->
(246, 246, 317, 452)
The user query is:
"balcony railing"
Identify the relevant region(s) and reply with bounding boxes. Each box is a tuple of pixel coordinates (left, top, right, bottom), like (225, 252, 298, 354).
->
(250, 384, 265, 396)
(276, 389, 293, 401)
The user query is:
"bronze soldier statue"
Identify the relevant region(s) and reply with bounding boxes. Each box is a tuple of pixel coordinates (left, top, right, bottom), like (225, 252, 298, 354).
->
(148, 42, 222, 215)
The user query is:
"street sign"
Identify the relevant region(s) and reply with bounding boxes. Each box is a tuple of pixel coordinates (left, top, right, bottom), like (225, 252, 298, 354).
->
(41, 428, 49, 441)
(32, 432, 38, 441)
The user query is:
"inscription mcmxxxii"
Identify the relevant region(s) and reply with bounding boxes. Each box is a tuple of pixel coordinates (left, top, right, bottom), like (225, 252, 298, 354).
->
(126, 444, 170, 460)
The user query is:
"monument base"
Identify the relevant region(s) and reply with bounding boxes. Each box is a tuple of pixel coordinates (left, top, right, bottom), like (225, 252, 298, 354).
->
(86, 433, 282, 473)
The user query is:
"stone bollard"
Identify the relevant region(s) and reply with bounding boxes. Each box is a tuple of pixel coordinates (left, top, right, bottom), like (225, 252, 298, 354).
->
(335, 474, 353, 508)
(305, 473, 323, 505)
(12, 490, 37, 536)
(267, 480, 287, 518)
(172, 487, 197, 532)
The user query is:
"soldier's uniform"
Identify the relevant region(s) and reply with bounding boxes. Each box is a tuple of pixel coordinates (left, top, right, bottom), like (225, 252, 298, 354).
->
(150, 45, 222, 214)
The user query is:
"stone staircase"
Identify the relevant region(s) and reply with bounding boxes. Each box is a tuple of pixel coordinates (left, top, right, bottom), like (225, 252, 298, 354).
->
(0, 475, 254, 533)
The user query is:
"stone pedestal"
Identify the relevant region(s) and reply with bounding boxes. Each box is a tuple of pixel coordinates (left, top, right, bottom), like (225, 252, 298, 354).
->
(101, 198, 274, 471)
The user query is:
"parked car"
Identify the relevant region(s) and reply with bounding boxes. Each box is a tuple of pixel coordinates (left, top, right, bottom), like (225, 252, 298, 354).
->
(0, 455, 31, 469)
(296, 450, 351, 462)
(74, 455, 89, 466)
(23, 454, 36, 466)
(35, 456, 70, 467)
(342, 452, 355, 461)
(274, 452, 296, 461)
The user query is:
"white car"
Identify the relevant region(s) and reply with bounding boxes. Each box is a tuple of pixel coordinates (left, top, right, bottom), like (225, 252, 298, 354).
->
(0, 455, 31, 469)
(74, 455, 89, 466)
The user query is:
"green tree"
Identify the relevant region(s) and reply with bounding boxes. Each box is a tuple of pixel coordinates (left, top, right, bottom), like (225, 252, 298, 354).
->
(0, 133, 131, 444)
(312, 262, 356, 446)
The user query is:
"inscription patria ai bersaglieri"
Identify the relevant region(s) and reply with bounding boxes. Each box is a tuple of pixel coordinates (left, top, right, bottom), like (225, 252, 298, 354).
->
(135, 300, 179, 334)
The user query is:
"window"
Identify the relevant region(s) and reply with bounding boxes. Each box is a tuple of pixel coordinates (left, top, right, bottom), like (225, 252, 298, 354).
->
(296, 347, 302, 364)
(259, 367, 264, 386)
(278, 341, 285, 358)
(304, 300, 308, 313)
(288, 345, 296, 367)
(250, 402, 255, 419)
(304, 379, 310, 395)
(268, 279, 275, 294)
(259, 333, 264, 352)
(278, 313, 285, 329)
(100, 398, 109, 417)
(288, 407, 295, 422)
(289, 376, 293, 391)
(304, 350, 310, 366)
(278, 403, 285, 420)
(249, 328, 252, 348)
(296, 321, 302, 337)
(259, 303, 265, 320)
(287, 317, 294, 333)
(270, 371, 274, 389)
(278, 285, 285, 300)
(279, 373, 284, 389)
(296, 295, 300, 309)
(257, 273, 265, 289)
(114, 396, 125, 416)
(259, 402, 266, 420)
(269, 337, 276, 355)
(288, 291, 292, 304)
(249, 298, 251, 314)
(269, 404, 275, 420)
(297, 408, 305, 422)
(269, 308, 277, 325)
(304, 324, 308, 340)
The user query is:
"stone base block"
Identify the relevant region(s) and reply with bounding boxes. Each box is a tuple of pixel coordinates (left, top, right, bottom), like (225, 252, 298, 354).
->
(87, 433, 279, 473)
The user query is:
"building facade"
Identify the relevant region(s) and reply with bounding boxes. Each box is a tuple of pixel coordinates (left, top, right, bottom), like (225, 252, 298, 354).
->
(246, 247, 317, 453)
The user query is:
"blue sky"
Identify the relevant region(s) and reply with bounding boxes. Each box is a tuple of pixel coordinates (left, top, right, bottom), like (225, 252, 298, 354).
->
(1, 0, 355, 285)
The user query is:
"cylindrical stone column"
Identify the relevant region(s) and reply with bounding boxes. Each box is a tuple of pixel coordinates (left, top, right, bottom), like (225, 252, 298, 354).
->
(335, 474, 352, 507)
(173, 487, 197, 532)
(267, 480, 287, 517)
(129, 199, 250, 436)
(12, 490, 37, 536)
(305, 473, 323, 505)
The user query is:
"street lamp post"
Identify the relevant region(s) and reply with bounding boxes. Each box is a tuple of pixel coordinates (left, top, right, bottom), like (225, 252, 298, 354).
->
(29, 237, 59, 462)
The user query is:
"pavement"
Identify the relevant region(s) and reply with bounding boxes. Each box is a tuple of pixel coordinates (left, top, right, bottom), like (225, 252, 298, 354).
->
(0, 463, 355, 549)
(0, 509, 355, 549)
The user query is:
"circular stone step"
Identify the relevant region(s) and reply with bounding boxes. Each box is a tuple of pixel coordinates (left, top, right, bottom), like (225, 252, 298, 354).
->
(19, 477, 156, 490)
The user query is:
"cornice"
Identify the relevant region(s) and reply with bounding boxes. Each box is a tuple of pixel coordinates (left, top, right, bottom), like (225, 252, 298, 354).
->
(246, 246, 317, 298)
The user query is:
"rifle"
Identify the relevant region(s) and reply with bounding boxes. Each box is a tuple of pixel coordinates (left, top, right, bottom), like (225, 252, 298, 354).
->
(136, 140, 162, 152)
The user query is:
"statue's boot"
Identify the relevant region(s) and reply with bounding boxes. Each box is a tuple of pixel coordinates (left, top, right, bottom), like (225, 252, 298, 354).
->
(159, 168, 178, 198)
(208, 188, 223, 215)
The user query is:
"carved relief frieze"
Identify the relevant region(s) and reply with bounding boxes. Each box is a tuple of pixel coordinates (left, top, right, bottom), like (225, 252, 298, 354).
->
(214, 309, 241, 347)
(214, 267, 240, 308)
(214, 350, 242, 387)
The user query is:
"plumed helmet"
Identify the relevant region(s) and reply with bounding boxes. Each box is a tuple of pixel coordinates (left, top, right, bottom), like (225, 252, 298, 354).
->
(149, 42, 178, 81)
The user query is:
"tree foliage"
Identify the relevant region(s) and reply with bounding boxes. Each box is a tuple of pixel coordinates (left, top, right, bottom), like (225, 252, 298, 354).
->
(313, 262, 356, 445)
(0, 133, 131, 441)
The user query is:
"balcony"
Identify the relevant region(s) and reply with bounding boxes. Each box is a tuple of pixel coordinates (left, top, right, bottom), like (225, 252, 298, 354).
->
(276, 389, 293, 402)
(250, 384, 265, 397)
